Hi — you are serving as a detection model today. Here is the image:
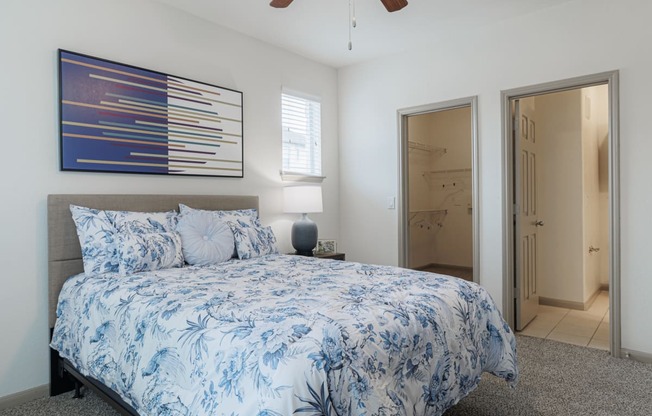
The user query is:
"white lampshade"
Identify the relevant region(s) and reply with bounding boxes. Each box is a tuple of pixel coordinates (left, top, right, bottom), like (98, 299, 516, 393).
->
(283, 186, 323, 214)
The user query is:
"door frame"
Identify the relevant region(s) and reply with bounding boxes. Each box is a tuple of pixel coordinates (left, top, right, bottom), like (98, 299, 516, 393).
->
(501, 71, 621, 356)
(397, 96, 480, 283)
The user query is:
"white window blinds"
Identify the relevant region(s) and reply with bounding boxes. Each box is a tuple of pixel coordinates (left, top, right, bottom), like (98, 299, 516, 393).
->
(281, 92, 322, 177)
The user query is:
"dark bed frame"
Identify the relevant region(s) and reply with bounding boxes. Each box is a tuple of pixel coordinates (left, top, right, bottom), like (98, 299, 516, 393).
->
(48, 194, 259, 415)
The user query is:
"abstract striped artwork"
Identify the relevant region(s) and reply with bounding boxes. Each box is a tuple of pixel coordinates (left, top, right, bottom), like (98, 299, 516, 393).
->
(59, 50, 243, 177)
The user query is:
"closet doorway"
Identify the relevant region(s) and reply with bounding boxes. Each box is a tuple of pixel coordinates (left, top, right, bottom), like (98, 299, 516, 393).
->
(398, 97, 479, 283)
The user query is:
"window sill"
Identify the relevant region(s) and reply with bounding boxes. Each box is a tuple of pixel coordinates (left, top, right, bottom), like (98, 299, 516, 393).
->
(280, 171, 325, 183)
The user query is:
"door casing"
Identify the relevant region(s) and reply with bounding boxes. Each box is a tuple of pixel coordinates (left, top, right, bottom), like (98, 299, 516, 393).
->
(501, 71, 621, 356)
(398, 97, 480, 283)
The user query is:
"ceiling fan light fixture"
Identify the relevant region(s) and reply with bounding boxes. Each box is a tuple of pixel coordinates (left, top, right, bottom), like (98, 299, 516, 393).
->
(380, 0, 408, 13)
(270, 0, 408, 13)
(269, 0, 408, 51)
(270, 0, 294, 8)
(348, 0, 356, 50)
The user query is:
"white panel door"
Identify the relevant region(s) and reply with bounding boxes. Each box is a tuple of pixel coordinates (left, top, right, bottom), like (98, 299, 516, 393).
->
(514, 100, 540, 331)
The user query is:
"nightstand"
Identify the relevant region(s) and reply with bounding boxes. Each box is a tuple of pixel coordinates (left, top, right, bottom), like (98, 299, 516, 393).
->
(288, 252, 345, 261)
(314, 252, 345, 261)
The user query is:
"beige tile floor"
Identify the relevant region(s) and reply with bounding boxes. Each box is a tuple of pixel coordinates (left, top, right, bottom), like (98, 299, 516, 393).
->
(517, 291, 610, 350)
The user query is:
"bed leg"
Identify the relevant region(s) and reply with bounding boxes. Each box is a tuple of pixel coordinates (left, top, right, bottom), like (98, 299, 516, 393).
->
(49, 329, 75, 396)
(73, 380, 84, 399)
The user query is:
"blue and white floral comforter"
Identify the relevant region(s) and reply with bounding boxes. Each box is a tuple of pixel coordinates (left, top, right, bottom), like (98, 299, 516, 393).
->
(51, 255, 518, 416)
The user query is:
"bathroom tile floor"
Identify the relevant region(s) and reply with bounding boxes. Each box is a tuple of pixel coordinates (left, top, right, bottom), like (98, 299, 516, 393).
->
(517, 291, 610, 351)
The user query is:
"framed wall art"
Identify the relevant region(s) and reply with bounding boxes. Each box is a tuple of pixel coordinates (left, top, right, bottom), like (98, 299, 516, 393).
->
(58, 49, 243, 177)
(315, 239, 336, 254)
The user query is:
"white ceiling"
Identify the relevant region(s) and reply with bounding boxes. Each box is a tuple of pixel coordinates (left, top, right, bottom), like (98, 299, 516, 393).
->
(154, 0, 574, 68)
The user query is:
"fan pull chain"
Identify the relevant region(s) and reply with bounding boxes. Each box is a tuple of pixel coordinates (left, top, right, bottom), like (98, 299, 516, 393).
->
(348, 0, 356, 50)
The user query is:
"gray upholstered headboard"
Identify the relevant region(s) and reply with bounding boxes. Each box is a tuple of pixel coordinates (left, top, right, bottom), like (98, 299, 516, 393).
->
(47, 194, 259, 328)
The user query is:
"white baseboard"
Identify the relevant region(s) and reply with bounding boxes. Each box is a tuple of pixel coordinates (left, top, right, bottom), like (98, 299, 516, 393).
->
(540, 288, 602, 311)
(620, 348, 652, 364)
(0, 384, 48, 410)
(539, 296, 585, 311)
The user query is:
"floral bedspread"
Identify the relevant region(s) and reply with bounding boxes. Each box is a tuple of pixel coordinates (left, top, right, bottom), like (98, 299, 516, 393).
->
(51, 255, 518, 415)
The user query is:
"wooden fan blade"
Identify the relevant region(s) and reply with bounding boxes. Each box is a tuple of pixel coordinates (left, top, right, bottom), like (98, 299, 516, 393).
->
(380, 0, 408, 12)
(270, 0, 294, 8)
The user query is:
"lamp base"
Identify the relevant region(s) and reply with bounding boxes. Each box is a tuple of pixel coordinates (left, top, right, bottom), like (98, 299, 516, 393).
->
(294, 250, 314, 257)
(291, 213, 318, 255)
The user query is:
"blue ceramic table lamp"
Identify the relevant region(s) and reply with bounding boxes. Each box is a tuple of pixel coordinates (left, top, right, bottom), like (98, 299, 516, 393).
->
(283, 186, 323, 256)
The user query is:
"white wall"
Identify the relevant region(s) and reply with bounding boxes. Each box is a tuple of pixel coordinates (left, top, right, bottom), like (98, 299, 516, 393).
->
(594, 87, 611, 288)
(581, 85, 608, 301)
(338, 0, 652, 355)
(0, 0, 338, 399)
(407, 108, 472, 269)
(535, 86, 606, 305)
(536, 90, 585, 304)
(407, 114, 437, 267)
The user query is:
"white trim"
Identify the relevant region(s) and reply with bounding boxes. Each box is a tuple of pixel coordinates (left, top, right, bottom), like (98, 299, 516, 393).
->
(0, 384, 48, 410)
(281, 92, 322, 177)
(280, 171, 325, 183)
(501, 71, 621, 358)
(539, 287, 601, 311)
(281, 87, 322, 103)
(621, 348, 652, 364)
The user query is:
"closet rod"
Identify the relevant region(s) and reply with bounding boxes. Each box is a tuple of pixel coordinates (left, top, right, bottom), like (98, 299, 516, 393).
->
(424, 168, 472, 175)
(408, 141, 447, 155)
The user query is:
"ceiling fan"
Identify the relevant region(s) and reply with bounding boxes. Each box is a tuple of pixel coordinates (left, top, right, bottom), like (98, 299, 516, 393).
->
(270, 0, 408, 13)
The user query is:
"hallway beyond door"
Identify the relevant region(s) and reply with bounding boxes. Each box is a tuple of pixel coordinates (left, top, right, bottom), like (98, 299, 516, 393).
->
(518, 291, 609, 350)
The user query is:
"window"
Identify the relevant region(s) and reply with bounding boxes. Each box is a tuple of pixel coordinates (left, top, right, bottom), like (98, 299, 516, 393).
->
(281, 91, 322, 180)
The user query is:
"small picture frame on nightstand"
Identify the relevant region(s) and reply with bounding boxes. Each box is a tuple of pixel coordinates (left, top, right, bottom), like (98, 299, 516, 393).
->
(315, 239, 336, 254)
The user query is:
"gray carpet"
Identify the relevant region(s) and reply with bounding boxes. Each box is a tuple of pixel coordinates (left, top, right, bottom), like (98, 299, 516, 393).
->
(2, 335, 651, 415)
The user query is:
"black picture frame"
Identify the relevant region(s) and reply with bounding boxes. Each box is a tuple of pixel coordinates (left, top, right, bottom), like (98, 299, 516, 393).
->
(59, 49, 244, 178)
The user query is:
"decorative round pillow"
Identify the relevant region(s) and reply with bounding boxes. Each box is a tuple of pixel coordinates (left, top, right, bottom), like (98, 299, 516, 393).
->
(176, 210, 234, 266)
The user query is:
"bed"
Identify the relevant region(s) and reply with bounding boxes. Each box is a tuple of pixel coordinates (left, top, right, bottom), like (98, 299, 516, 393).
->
(48, 194, 518, 416)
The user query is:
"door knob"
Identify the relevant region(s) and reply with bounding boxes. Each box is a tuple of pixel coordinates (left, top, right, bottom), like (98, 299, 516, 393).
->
(534, 220, 545, 227)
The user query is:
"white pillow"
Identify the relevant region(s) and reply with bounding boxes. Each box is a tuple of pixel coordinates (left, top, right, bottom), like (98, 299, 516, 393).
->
(178, 204, 260, 258)
(227, 217, 279, 260)
(176, 210, 234, 266)
(107, 210, 178, 234)
(178, 204, 259, 225)
(117, 231, 184, 275)
(70, 205, 180, 276)
(70, 205, 119, 276)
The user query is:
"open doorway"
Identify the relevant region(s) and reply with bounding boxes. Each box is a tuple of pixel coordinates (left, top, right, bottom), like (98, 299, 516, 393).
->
(398, 97, 479, 283)
(502, 72, 621, 356)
